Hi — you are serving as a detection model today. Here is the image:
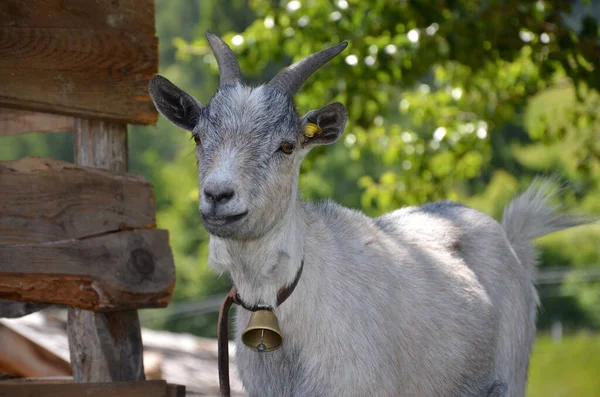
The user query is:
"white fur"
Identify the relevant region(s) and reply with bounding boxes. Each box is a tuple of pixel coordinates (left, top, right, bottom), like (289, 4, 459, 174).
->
(147, 69, 590, 397)
(207, 179, 589, 397)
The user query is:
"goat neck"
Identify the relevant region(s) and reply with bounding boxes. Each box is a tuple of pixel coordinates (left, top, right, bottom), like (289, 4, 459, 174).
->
(208, 199, 307, 308)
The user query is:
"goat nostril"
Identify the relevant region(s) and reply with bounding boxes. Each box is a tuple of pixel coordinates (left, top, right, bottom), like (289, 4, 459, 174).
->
(219, 190, 234, 202)
(204, 188, 235, 204)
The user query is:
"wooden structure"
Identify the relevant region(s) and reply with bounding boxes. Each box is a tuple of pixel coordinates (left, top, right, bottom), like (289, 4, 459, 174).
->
(0, 1, 184, 395)
(0, 312, 246, 396)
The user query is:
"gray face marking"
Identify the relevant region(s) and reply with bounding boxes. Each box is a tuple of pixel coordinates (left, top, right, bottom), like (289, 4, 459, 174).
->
(194, 84, 302, 239)
(148, 36, 350, 242)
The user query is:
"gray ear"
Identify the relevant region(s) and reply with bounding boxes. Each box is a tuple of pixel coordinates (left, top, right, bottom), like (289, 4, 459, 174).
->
(148, 75, 203, 132)
(301, 102, 348, 147)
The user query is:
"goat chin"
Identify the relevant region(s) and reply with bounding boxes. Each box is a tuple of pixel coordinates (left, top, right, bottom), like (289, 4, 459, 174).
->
(208, 177, 592, 397)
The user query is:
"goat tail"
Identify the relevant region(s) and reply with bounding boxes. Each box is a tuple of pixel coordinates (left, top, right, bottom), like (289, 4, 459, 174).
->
(501, 177, 594, 270)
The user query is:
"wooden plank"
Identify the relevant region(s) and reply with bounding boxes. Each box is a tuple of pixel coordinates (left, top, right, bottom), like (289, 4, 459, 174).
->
(0, 377, 71, 384)
(0, 28, 156, 73)
(0, 380, 169, 397)
(0, 157, 155, 245)
(0, 378, 184, 392)
(68, 120, 147, 383)
(0, 229, 176, 311)
(0, 0, 158, 125)
(166, 383, 186, 397)
(0, 71, 157, 125)
(0, 108, 72, 136)
(0, 0, 155, 32)
(0, 29, 158, 125)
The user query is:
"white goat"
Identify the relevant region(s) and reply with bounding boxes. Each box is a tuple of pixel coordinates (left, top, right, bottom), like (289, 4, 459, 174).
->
(149, 31, 590, 397)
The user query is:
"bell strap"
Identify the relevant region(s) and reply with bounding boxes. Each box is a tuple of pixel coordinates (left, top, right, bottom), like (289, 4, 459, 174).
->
(234, 260, 304, 312)
(217, 260, 304, 397)
(218, 287, 237, 397)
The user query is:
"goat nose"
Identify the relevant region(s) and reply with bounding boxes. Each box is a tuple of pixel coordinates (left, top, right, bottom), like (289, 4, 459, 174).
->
(204, 187, 235, 204)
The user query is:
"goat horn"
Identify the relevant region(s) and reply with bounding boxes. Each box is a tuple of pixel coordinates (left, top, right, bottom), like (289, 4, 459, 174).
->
(267, 42, 348, 97)
(206, 30, 242, 87)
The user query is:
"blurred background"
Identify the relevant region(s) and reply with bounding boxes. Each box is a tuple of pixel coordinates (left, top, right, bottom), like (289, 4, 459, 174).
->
(1, 0, 599, 395)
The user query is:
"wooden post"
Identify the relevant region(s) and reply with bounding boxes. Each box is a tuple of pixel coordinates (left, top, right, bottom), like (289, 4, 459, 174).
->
(67, 119, 145, 382)
(73, 119, 128, 172)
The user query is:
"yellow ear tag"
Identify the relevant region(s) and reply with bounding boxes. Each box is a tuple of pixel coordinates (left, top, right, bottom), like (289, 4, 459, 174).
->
(304, 123, 322, 138)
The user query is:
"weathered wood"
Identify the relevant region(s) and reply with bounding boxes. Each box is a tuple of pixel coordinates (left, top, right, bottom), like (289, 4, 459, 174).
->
(0, 229, 175, 311)
(0, 376, 73, 385)
(0, 0, 155, 32)
(74, 119, 128, 172)
(68, 119, 147, 383)
(166, 384, 187, 397)
(0, 28, 156, 73)
(0, 1, 158, 125)
(0, 377, 71, 384)
(0, 157, 155, 245)
(0, 108, 72, 136)
(0, 56, 157, 126)
(74, 120, 129, 172)
(0, 380, 170, 397)
(68, 310, 145, 383)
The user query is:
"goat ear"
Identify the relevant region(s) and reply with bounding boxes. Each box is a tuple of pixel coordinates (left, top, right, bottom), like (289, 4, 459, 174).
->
(300, 102, 348, 148)
(148, 75, 203, 132)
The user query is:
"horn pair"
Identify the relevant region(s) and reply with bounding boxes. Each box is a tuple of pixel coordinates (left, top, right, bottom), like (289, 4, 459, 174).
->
(205, 29, 348, 96)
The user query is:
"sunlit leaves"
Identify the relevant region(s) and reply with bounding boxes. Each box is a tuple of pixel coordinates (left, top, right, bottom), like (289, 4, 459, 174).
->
(156, 0, 600, 334)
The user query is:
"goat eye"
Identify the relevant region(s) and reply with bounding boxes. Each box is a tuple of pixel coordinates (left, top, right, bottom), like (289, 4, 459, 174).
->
(280, 142, 295, 154)
(193, 135, 201, 145)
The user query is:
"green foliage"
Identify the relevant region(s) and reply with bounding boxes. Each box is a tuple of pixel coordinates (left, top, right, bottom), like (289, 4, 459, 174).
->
(0, 131, 73, 162)
(167, 0, 600, 335)
(2, 0, 599, 338)
(527, 333, 600, 397)
(175, 0, 599, 213)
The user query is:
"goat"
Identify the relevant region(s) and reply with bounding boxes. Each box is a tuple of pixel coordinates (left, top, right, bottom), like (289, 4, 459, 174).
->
(148, 30, 590, 397)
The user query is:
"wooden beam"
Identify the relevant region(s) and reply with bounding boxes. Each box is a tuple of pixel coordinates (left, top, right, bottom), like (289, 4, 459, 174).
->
(0, 108, 72, 136)
(0, 229, 175, 311)
(0, 380, 171, 397)
(0, 1, 158, 125)
(0, 378, 185, 394)
(68, 120, 146, 383)
(0, 1, 155, 32)
(166, 384, 187, 397)
(0, 377, 71, 384)
(0, 157, 155, 245)
(0, 28, 156, 73)
(0, 31, 157, 125)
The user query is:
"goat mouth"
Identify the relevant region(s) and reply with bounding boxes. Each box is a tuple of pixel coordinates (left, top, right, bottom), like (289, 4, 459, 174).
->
(202, 211, 248, 226)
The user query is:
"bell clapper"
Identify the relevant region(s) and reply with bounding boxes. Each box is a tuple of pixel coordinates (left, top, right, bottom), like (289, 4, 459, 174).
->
(257, 329, 266, 352)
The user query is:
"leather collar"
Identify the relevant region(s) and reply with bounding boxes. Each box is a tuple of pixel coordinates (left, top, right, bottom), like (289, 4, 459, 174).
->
(232, 259, 304, 311)
(217, 259, 304, 397)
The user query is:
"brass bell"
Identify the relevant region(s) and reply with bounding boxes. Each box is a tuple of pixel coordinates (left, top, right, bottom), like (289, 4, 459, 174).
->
(241, 309, 283, 352)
